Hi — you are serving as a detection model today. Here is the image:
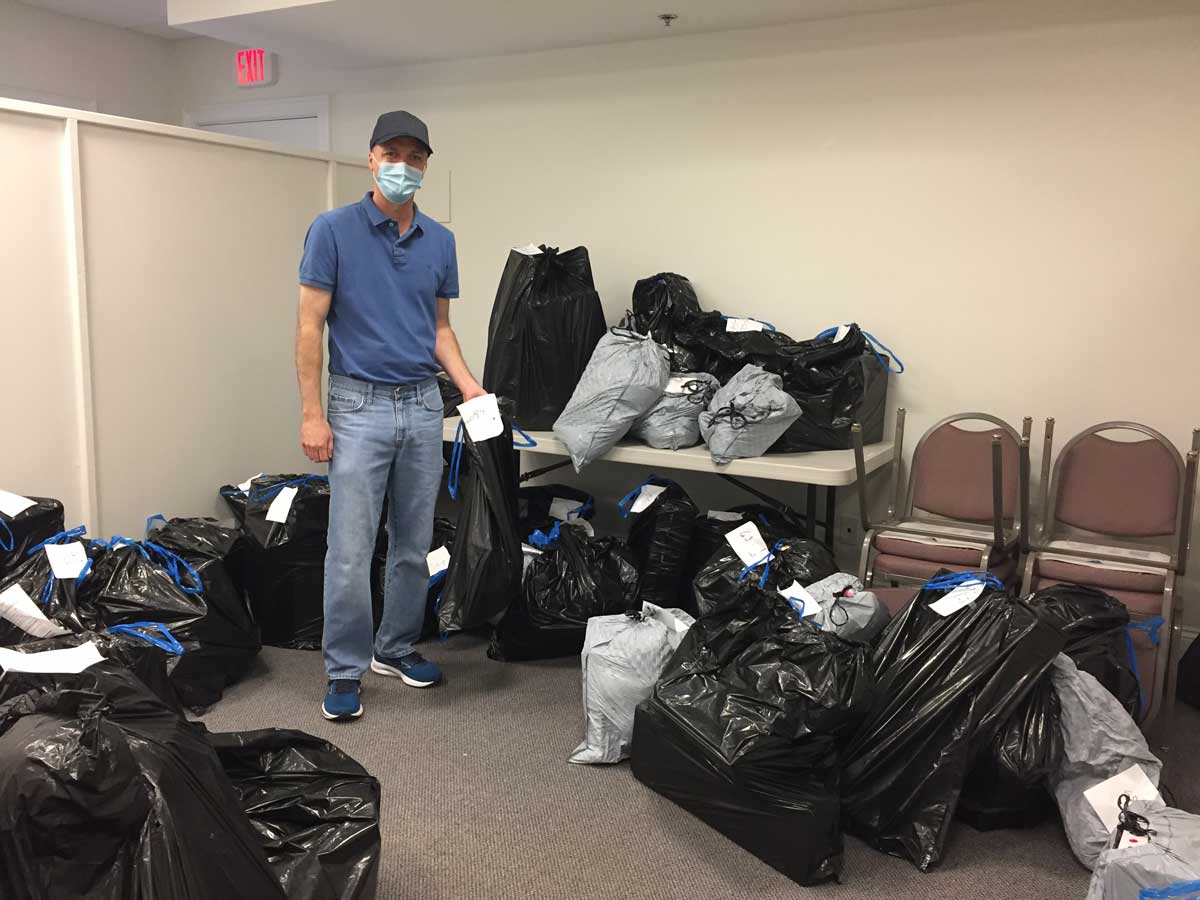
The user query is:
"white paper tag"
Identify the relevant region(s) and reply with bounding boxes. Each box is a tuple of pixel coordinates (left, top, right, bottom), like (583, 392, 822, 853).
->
(1117, 830, 1151, 850)
(0, 489, 36, 518)
(426, 545, 451, 577)
(1084, 765, 1162, 833)
(725, 522, 771, 568)
(724, 317, 764, 333)
(665, 375, 694, 393)
(0, 584, 69, 638)
(265, 486, 298, 524)
(513, 243, 543, 255)
(457, 393, 504, 442)
(43, 542, 88, 580)
(833, 324, 852, 343)
(778, 580, 820, 617)
(629, 484, 667, 514)
(0, 640, 104, 674)
(521, 543, 543, 556)
(549, 497, 584, 521)
(706, 510, 744, 522)
(928, 581, 986, 616)
(238, 472, 265, 494)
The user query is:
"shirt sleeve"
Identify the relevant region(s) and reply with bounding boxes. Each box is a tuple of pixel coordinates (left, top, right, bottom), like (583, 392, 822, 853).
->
(299, 216, 337, 291)
(438, 232, 460, 300)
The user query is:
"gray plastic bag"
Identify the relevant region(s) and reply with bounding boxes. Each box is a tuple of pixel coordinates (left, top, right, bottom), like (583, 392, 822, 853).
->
(553, 329, 670, 471)
(569, 602, 694, 765)
(699, 364, 801, 464)
(1049, 653, 1163, 870)
(1086, 800, 1200, 900)
(803, 573, 891, 644)
(629, 372, 719, 450)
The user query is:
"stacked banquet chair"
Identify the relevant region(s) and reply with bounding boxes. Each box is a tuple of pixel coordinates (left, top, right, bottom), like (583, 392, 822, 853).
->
(850, 409, 1032, 614)
(1021, 420, 1199, 730)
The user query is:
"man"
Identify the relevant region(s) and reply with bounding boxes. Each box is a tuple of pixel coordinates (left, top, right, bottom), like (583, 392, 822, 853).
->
(296, 110, 484, 721)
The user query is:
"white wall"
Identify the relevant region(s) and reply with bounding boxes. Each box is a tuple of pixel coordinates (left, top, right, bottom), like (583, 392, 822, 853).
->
(0, 0, 176, 122)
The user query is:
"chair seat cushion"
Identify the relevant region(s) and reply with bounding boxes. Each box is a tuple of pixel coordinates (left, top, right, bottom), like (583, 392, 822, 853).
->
(872, 553, 1018, 586)
(1034, 557, 1165, 595)
(875, 532, 1009, 567)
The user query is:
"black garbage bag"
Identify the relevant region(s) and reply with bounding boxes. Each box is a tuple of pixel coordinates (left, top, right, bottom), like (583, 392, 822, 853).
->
(1181, 633, 1200, 710)
(0, 656, 289, 900)
(674, 311, 799, 383)
(0, 495, 64, 579)
(488, 522, 639, 661)
(482, 245, 607, 430)
(630, 272, 705, 371)
(957, 671, 1063, 831)
(631, 586, 874, 886)
(840, 572, 1065, 870)
(1027, 583, 1139, 715)
(209, 729, 382, 900)
(619, 476, 698, 611)
(221, 475, 330, 650)
(693, 532, 838, 618)
(0, 528, 99, 645)
(415, 516, 456, 642)
(80, 536, 260, 710)
(439, 413, 524, 633)
(517, 483, 595, 537)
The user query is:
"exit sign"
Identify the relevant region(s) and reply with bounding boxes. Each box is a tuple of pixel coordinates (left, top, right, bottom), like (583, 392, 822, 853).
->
(236, 48, 277, 87)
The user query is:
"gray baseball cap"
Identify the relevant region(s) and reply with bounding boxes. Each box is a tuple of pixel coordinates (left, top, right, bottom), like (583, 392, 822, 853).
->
(369, 110, 432, 155)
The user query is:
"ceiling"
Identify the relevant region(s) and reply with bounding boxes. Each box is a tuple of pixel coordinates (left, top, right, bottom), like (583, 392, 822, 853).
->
(22, 0, 971, 62)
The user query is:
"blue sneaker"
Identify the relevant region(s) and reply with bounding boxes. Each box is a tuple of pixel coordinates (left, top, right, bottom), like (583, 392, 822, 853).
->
(371, 651, 442, 687)
(321, 679, 363, 720)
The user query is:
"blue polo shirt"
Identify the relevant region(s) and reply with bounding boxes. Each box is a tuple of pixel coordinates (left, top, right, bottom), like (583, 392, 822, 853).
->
(299, 192, 459, 385)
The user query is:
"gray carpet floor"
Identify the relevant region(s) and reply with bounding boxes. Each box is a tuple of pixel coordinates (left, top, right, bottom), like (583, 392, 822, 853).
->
(195, 637, 1199, 900)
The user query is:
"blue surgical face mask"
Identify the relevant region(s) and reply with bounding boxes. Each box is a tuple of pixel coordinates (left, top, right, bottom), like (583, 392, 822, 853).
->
(374, 161, 423, 204)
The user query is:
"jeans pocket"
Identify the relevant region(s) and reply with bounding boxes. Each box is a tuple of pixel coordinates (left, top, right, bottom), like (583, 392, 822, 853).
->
(328, 391, 367, 415)
(418, 383, 444, 414)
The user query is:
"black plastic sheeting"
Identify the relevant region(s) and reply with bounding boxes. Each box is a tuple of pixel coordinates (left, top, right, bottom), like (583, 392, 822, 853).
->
(0, 657, 290, 900)
(482, 245, 607, 430)
(209, 729, 382, 900)
(517, 483, 595, 537)
(622, 477, 698, 612)
(692, 537, 838, 618)
(673, 319, 890, 452)
(957, 672, 1063, 831)
(1181, 633, 1200, 710)
(631, 587, 874, 886)
(418, 516, 456, 642)
(438, 412, 523, 633)
(840, 579, 1064, 870)
(629, 272, 705, 372)
(0, 543, 98, 645)
(1027, 583, 1139, 715)
(0, 497, 64, 579)
(488, 524, 639, 661)
(221, 476, 330, 650)
(82, 532, 260, 710)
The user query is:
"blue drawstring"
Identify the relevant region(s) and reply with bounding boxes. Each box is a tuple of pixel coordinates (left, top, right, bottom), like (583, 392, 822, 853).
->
(448, 420, 465, 499)
(26, 525, 87, 556)
(1139, 880, 1200, 900)
(529, 521, 562, 548)
(720, 315, 777, 332)
(249, 475, 328, 503)
(0, 518, 12, 553)
(1125, 616, 1165, 719)
(815, 324, 905, 374)
(737, 541, 786, 589)
(93, 538, 203, 595)
(428, 569, 448, 591)
(108, 621, 185, 655)
(572, 497, 594, 519)
(511, 425, 537, 448)
(144, 514, 168, 537)
(617, 475, 660, 519)
(923, 570, 1003, 591)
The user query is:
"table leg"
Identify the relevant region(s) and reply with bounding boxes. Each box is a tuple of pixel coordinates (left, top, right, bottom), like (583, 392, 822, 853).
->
(806, 486, 817, 540)
(825, 485, 837, 545)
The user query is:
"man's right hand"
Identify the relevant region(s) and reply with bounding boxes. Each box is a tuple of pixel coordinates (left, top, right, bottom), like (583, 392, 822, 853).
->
(301, 417, 334, 463)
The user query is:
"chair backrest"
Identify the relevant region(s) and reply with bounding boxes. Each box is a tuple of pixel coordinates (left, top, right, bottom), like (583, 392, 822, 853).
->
(906, 414, 1022, 522)
(1048, 423, 1184, 539)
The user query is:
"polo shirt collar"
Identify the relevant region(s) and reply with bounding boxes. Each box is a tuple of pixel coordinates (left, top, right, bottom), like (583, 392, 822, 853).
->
(361, 191, 425, 235)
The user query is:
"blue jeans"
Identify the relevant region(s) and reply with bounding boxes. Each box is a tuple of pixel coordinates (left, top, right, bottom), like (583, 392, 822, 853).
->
(323, 373, 444, 680)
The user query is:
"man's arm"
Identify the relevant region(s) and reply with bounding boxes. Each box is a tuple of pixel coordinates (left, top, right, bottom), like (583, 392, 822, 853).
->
(297, 284, 334, 462)
(434, 297, 486, 401)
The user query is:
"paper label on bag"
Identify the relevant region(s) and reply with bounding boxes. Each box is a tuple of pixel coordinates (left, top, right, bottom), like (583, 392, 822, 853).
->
(833, 324, 852, 343)
(629, 484, 666, 514)
(725, 317, 764, 333)
(426, 545, 451, 577)
(665, 375, 694, 394)
(549, 497, 584, 521)
(1084, 765, 1162, 833)
(0, 640, 104, 674)
(457, 393, 504, 442)
(521, 543, 542, 556)
(513, 243, 543, 255)
(725, 522, 770, 568)
(265, 486, 298, 524)
(43, 542, 88, 580)
(778, 581, 820, 617)
(1117, 830, 1151, 850)
(928, 581, 985, 616)
(238, 472, 265, 494)
(0, 490, 36, 518)
(0, 584, 69, 638)
(706, 510, 744, 522)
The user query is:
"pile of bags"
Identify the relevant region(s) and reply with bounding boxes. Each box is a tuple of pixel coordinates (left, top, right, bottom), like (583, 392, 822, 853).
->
(0, 637, 380, 900)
